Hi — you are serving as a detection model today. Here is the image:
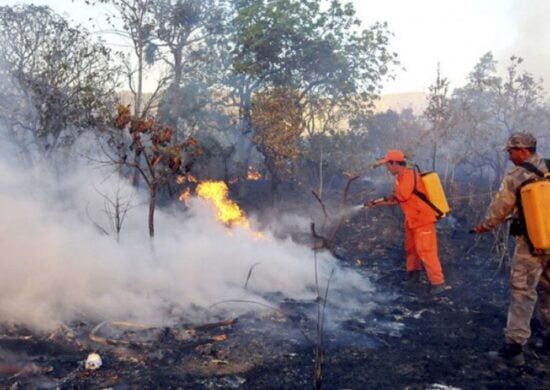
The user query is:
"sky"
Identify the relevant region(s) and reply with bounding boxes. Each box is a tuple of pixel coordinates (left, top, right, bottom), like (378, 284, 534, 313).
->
(1, 0, 549, 94)
(0, 0, 550, 93)
(353, 0, 550, 94)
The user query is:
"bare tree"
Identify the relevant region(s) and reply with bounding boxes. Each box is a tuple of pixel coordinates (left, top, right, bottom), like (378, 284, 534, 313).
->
(452, 53, 547, 189)
(424, 63, 453, 172)
(97, 182, 136, 242)
(0, 4, 119, 161)
(89, 0, 171, 118)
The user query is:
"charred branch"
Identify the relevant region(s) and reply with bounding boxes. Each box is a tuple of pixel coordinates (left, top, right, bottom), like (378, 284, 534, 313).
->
(311, 190, 329, 223)
(192, 318, 238, 333)
(89, 319, 237, 348)
(243, 263, 261, 290)
(310, 173, 360, 258)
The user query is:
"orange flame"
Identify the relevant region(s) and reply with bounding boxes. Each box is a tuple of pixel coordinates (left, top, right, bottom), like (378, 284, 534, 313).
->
(247, 168, 262, 181)
(179, 187, 191, 202)
(176, 174, 198, 184)
(196, 181, 249, 228)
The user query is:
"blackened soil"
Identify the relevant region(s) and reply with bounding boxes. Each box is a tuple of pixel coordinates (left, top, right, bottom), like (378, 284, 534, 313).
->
(238, 205, 550, 390)
(1, 195, 549, 389)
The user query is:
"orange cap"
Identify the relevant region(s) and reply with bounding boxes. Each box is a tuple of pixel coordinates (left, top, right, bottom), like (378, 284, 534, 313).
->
(376, 149, 405, 165)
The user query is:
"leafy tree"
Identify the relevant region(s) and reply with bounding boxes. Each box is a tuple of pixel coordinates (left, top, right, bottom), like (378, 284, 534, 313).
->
(301, 97, 346, 196)
(350, 109, 401, 158)
(0, 4, 119, 160)
(251, 87, 303, 196)
(224, 0, 398, 191)
(111, 104, 202, 237)
(88, 0, 176, 188)
(150, 0, 226, 132)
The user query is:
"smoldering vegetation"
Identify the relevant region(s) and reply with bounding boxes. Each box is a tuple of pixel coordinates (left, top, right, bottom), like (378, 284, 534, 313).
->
(0, 152, 380, 330)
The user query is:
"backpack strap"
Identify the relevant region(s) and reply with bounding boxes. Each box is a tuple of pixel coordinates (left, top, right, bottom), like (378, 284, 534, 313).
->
(412, 165, 444, 218)
(513, 185, 534, 253)
(520, 162, 546, 178)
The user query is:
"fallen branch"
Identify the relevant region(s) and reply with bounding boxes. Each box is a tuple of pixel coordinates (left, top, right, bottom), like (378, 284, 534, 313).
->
(192, 318, 238, 332)
(90, 320, 157, 346)
(209, 299, 280, 313)
(47, 323, 86, 350)
(0, 363, 52, 376)
(89, 319, 237, 347)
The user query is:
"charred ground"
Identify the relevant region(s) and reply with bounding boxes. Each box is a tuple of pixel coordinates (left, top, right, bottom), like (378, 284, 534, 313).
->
(1, 185, 549, 389)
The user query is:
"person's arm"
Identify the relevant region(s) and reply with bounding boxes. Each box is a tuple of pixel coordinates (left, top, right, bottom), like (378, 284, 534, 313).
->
(474, 176, 516, 233)
(365, 194, 399, 207)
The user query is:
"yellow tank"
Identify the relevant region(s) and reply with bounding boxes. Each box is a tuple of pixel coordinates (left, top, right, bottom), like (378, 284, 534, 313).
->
(520, 175, 550, 254)
(421, 171, 450, 217)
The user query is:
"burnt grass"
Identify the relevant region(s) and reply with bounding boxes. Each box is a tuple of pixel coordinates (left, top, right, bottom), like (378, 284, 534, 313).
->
(1, 186, 550, 389)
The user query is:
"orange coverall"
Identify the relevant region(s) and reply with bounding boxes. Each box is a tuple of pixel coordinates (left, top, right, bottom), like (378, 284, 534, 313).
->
(394, 168, 445, 285)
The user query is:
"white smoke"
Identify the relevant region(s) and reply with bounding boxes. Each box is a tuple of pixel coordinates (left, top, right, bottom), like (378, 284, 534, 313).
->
(500, 0, 550, 93)
(0, 138, 376, 331)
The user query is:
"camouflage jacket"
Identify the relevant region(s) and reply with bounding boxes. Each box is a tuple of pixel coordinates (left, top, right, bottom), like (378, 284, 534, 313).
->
(482, 153, 549, 230)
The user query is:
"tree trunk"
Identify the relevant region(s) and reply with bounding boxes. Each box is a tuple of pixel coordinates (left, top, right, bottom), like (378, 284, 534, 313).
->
(236, 129, 254, 198)
(493, 150, 506, 190)
(136, 47, 143, 118)
(431, 139, 437, 171)
(167, 53, 183, 139)
(270, 173, 280, 200)
(318, 142, 324, 200)
(132, 154, 141, 188)
(148, 179, 158, 238)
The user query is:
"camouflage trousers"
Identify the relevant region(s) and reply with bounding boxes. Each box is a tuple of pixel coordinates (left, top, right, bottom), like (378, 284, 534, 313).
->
(505, 236, 550, 345)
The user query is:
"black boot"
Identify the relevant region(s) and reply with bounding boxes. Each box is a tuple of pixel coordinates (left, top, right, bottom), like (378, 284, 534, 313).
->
(429, 283, 447, 295)
(497, 343, 525, 366)
(405, 270, 421, 284)
(540, 336, 550, 354)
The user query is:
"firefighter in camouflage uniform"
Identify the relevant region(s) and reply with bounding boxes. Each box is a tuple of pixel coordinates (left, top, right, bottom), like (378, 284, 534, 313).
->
(474, 132, 550, 366)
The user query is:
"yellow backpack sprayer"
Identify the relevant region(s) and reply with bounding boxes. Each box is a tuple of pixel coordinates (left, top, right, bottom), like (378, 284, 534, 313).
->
(412, 165, 450, 219)
(516, 160, 550, 255)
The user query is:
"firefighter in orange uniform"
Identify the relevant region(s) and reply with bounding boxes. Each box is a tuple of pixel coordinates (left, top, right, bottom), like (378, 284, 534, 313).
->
(366, 149, 446, 295)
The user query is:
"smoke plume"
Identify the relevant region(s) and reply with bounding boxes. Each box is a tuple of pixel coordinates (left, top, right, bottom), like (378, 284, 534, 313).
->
(500, 0, 550, 92)
(0, 134, 378, 331)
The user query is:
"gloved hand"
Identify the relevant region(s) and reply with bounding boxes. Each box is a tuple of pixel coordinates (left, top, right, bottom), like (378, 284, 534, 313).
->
(385, 194, 397, 202)
(365, 196, 387, 207)
(473, 223, 490, 234)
